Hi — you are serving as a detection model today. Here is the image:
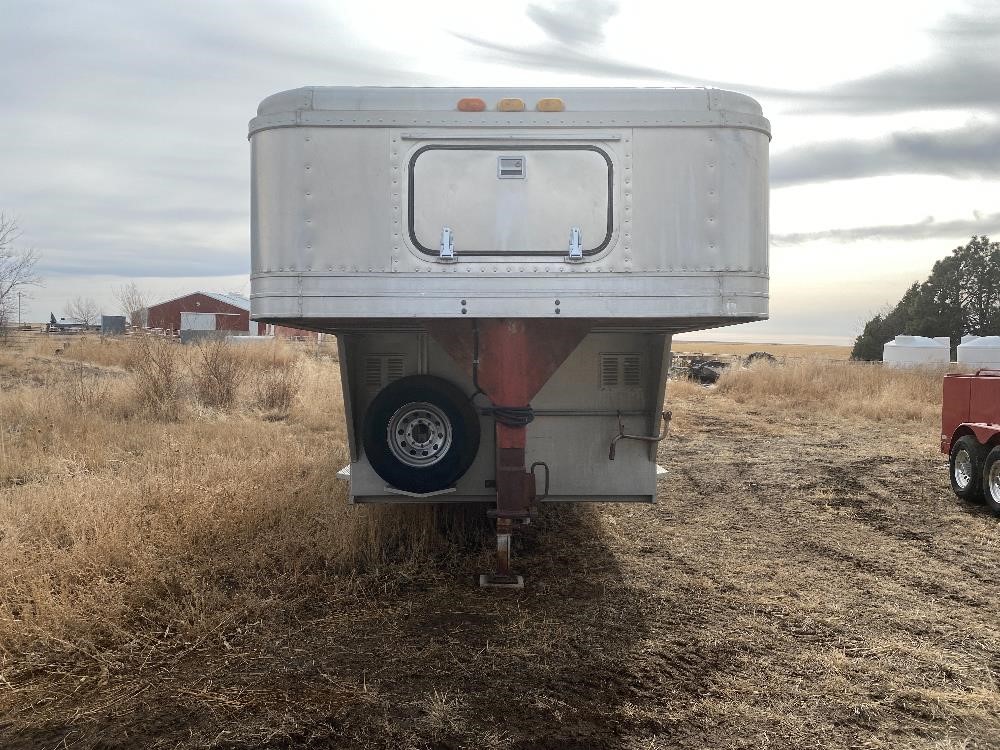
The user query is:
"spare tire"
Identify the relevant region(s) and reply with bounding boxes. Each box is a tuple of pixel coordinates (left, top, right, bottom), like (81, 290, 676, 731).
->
(362, 375, 480, 494)
(746, 351, 777, 364)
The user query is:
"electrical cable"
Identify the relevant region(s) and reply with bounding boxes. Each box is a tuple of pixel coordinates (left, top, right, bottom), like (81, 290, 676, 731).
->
(486, 405, 535, 427)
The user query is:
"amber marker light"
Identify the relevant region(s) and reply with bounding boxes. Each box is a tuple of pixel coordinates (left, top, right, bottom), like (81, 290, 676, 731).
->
(536, 97, 565, 112)
(497, 97, 526, 112)
(457, 97, 486, 112)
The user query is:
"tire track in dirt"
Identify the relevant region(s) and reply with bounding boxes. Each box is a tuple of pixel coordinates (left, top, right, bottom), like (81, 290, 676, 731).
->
(604, 389, 1000, 749)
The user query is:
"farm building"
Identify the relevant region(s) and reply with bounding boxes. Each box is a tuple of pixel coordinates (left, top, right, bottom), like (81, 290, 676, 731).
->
(145, 292, 266, 335)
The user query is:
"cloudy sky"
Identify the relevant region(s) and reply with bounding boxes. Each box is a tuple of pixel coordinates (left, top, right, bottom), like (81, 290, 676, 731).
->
(2, 0, 998, 343)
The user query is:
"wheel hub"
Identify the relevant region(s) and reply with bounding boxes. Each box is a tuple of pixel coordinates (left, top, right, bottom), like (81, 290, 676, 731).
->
(387, 401, 453, 468)
(989, 461, 1000, 501)
(954, 448, 973, 490)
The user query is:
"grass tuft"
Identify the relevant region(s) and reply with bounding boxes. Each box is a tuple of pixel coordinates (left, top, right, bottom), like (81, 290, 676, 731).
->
(716, 359, 946, 424)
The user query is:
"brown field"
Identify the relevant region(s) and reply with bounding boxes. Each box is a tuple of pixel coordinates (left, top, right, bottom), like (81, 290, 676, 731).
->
(1, 334, 999, 749)
(672, 340, 853, 360)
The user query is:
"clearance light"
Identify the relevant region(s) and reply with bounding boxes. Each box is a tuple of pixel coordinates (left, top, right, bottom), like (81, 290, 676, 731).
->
(457, 97, 486, 112)
(497, 97, 526, 112)
(536, 97, 565, 112)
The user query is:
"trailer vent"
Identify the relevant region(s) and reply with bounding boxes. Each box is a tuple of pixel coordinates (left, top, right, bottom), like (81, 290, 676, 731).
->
(364, 354, 406, 388)
(386, 356, 405, 382)
(600, 354, 642, 390)
(364, 357, 382, 387)
(497, 155, 525, 179)
(622, 355, 642, 387)
(601, 356, 620, 388)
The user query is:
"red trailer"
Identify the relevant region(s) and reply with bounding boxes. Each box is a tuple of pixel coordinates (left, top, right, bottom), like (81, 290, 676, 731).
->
(941, 370, 1000, 514)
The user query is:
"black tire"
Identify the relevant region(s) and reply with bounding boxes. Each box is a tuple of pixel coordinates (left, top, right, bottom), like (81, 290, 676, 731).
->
(362, 375, 480, 494)
(746, 351, 777, 365)
(949, 435, 985, 503)
(981, 445, 1000, 515)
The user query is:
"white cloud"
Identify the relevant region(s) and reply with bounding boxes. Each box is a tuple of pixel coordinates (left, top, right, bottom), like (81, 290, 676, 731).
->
(2, 0, 998, 340)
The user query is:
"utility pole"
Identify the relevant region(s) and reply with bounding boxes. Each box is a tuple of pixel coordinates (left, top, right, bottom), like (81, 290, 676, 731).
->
(17, 291, 21, 327)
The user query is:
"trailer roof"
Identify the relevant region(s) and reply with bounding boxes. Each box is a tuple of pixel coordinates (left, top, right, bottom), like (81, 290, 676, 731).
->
(251, 87, 770, 139)
(257, 86, 762, 117)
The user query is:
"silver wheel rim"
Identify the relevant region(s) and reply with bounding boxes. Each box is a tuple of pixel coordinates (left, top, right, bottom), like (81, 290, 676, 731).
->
(387, 401, 452, 468)
(989, 461, 1000, 501)
(954, 449, 973, 490)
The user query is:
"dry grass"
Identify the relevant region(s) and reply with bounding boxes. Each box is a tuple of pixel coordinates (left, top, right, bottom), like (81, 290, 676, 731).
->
(0, 339, 490, 747)
(28, 333, 135, 368)
(673, 340, 853, 360)
(1, 335, 998, 749)
(716, 359, 946, 423)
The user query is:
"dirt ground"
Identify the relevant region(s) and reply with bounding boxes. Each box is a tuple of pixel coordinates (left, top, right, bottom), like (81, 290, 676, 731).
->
(3, 354, 1000, 749)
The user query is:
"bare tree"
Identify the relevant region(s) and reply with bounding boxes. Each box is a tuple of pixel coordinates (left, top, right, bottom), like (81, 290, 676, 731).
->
(0, 213, 42, 334)
(64, 296, 101, 326)
(113, 281, 149, 327)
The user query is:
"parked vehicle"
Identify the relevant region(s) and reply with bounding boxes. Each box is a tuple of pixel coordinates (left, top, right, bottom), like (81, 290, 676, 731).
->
(248, 87, 771, 584)
(688, 358, 730, 384)
(942, 370, 1000, 514)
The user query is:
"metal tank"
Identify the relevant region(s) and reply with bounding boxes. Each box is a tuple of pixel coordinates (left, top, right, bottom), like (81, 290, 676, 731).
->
(249, 87, 771, 586)
(882, 335, 950, 367)
(957, 336, 1000, 370)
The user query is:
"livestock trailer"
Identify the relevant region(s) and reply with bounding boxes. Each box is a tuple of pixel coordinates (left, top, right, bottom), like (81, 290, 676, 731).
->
(249, 87, 771, 585)
(942, 370, 1000, 515)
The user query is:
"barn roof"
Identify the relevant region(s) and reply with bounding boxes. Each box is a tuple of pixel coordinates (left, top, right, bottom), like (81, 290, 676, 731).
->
(200, 292, 251, 310)
(148, 291, 251, 311)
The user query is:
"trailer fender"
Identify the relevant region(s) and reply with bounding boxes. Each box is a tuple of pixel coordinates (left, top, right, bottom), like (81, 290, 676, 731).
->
(947, 424, 1000, 454)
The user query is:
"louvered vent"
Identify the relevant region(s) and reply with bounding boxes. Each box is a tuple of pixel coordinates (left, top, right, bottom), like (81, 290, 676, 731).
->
(386, 356, 404, 382)
(622, 355, 642, 387)
(600, 354, 642, 390)
(600, 355, 620, 388)
(364, 356, 382, 386)
(363, 354, 406, 388)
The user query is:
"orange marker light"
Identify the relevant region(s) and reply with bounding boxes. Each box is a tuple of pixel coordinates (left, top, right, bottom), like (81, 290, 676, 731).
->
(536, 97, 565, 112)
(457, 97, 486, 112)
(497, 97, 525, 112)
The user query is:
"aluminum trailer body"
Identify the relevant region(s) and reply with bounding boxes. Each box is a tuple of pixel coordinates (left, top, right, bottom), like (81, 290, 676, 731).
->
(249, 87, 770, 584)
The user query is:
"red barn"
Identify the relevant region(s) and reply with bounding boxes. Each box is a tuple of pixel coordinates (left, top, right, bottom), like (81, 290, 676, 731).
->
(270, 324, 322, 341)
(145, 292, 266, 334)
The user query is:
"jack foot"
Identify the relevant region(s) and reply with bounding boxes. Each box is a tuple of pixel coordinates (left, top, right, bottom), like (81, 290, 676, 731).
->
(479, 574, 525, 589)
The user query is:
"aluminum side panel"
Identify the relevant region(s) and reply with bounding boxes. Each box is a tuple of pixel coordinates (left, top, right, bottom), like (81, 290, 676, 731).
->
(252, 128, 391, 276)
(631, 127, 768, 274)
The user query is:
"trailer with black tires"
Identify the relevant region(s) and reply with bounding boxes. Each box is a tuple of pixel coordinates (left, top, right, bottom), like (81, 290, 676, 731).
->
(942, 370, 1000, 515)
(248, 86, 771, 585)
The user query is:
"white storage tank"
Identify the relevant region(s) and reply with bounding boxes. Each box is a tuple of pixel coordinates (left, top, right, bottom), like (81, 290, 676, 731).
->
(957, 336, 1000, 370)
(882, 335, 949, 367)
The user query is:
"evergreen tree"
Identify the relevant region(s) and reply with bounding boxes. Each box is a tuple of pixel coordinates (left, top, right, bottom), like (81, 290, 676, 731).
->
(851, 235, 998, 360)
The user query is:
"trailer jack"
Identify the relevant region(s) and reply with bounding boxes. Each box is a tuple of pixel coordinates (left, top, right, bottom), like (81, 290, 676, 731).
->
(429, 319, 588, 589)
(480, 516, 529, 589)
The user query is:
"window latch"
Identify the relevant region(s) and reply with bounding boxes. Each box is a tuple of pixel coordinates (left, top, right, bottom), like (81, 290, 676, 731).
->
(567, 226, 582, 260)
(439, 227, 455, 259)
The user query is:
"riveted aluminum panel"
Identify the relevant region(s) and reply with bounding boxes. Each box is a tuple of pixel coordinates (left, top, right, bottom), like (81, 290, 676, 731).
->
(251, 128, 392, 275)
(249, 86, 770, 326)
